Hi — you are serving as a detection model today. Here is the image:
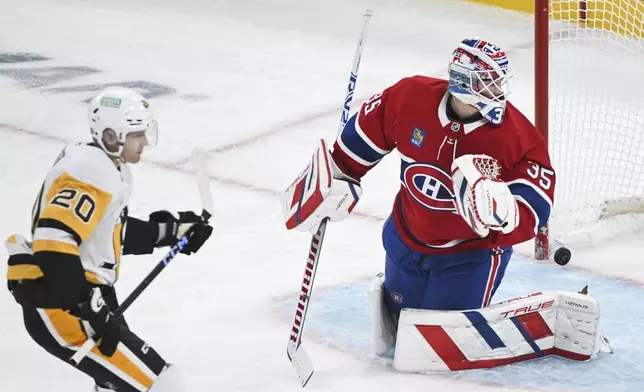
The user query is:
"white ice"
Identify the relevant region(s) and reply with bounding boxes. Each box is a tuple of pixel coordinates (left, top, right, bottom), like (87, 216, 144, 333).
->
(0, 0, 642, 391)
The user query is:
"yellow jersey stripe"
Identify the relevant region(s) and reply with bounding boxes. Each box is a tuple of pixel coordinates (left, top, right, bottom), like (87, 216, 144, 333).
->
(92, 348, 154, 389)
(43, 308, 87, 346)
(33, 239, 80, 256)
(113, 223, 123, 280)
(85, 271, 102, 285)
(7, 264, 44, 280)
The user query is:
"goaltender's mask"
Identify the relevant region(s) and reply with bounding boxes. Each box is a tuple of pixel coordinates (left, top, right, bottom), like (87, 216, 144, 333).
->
(447, 38, 514, 125)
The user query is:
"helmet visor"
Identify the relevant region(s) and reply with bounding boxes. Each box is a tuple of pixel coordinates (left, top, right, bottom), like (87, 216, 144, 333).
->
(144, 120, 159, 148)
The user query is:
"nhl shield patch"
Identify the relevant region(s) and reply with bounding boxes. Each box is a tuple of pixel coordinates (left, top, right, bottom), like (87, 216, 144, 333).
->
(411, 128, 426, 147)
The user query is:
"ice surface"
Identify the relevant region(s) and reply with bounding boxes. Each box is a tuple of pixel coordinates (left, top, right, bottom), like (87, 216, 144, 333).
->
(0, 0, 641, 391)
(277, 256, 644, 392)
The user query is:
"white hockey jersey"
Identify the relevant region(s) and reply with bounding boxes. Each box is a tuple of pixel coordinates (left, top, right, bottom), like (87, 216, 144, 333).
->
(30, 143, 132, 286)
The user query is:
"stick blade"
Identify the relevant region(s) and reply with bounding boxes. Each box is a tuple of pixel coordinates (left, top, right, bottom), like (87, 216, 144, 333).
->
(191, 147, 214, 221)
(287, 342, 315, 387)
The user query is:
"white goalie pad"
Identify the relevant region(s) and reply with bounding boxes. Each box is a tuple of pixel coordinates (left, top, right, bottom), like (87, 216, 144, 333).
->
(393, 291, 603, 372)
(367, 273, 397, 356)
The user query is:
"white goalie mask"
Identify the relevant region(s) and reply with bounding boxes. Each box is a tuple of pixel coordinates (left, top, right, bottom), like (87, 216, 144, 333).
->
(88, 87, 159, 159)
(447, 38, 514, 125)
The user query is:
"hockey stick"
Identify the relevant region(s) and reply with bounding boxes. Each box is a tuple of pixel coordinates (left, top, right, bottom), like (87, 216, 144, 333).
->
(337, 9, 372, 137)
(191, 147, 215, 222)
(69, 230, 195, 366)
(70, 148, 214, 366)
(286, 9, 372, 388)
(286, 219, 327, 387)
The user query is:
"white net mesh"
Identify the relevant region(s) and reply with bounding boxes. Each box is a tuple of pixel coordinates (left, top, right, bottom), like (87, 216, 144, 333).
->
(548, 0, 644, 243)
(474, 156, 501, 180)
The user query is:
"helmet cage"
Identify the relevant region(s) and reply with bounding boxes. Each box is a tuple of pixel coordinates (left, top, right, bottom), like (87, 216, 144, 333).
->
(448, 41, 514, 125)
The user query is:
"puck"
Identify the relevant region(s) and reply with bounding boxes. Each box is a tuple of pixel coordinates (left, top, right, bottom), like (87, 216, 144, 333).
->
(554, 247, 571, 265)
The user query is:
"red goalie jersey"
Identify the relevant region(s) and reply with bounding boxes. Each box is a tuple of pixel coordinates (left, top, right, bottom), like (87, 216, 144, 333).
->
(331, 76, 555, 254)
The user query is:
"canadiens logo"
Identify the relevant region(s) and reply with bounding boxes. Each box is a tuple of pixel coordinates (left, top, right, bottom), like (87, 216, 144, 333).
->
(403, 163, 455, 212)
(391, 293, 404, 303)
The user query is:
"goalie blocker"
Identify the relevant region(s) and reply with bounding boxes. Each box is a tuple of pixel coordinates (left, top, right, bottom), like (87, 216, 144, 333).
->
(369, 280, 609, 372)
(281, 139, 362, 234)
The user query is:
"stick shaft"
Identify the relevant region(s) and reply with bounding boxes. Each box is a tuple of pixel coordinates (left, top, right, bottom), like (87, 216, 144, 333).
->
(286, 10, 374, 387)
(337, 9, 373, 137)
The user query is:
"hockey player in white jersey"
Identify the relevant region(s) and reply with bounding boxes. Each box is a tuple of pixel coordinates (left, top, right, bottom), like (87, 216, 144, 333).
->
(5, 87, 213, 391)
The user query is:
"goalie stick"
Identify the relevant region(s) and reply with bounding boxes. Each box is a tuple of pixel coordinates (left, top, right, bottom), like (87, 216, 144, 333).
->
(286, 219, 327, 387)
(69, 148, 214, 366)
(286, 8, 372, 387)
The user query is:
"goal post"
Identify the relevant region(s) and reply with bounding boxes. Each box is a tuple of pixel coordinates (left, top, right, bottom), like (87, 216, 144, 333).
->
(534, 0, 644, 259)
(535, 0, 550, 259)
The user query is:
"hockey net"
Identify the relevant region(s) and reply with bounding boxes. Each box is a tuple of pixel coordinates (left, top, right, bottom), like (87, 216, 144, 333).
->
(535, 0, 644, 257)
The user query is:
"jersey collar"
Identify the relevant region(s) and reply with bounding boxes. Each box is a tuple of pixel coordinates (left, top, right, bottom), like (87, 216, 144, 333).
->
(437, 92, 488, 135)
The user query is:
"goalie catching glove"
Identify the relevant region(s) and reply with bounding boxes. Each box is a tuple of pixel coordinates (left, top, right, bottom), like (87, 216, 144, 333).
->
(451, 154, 519, 238)
(281, 139, 362, 233)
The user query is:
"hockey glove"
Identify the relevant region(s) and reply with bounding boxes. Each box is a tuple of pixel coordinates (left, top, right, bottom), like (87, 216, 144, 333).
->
(71, 287, 120, 357)
(451, 154, 519, 237)
(281, 139, 363, 234)
(149, 210, 213, 255)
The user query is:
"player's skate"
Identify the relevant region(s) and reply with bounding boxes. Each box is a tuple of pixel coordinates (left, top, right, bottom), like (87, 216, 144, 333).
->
(368, 273, 398, 356)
